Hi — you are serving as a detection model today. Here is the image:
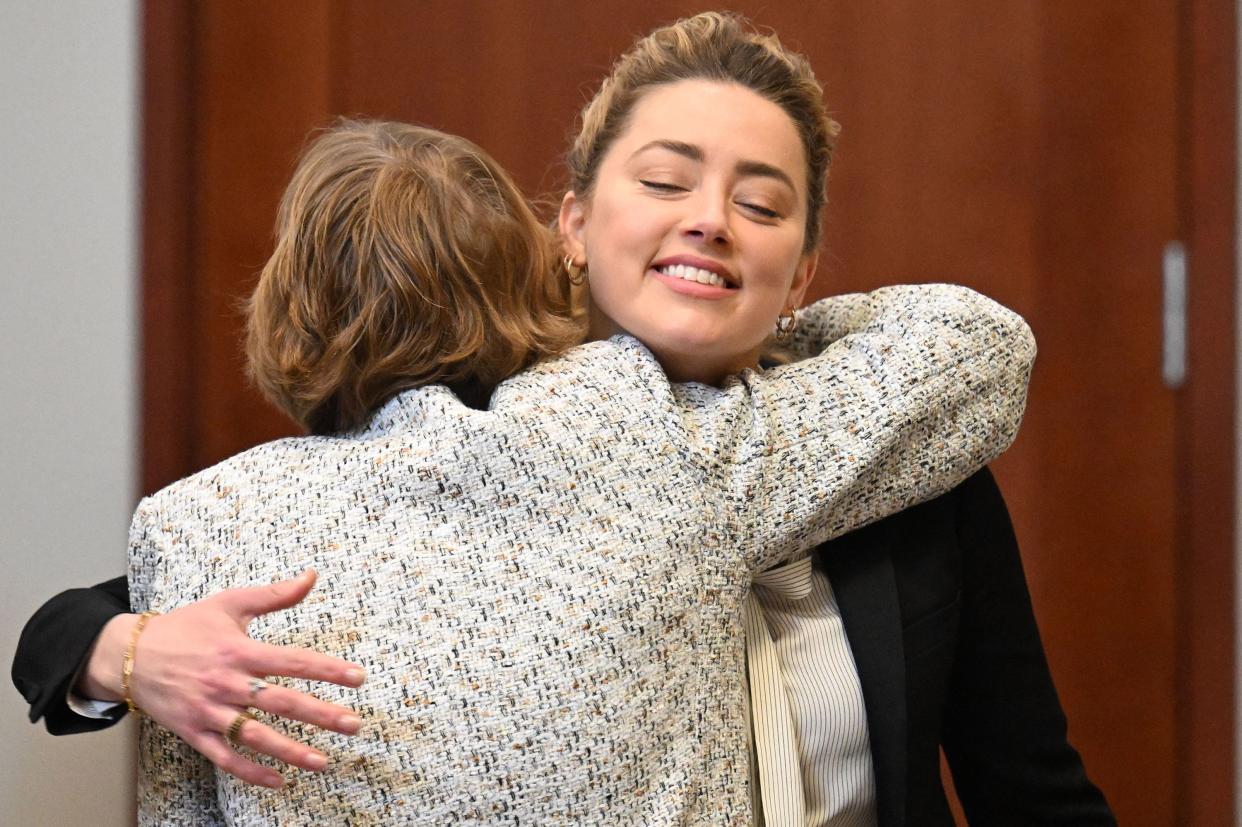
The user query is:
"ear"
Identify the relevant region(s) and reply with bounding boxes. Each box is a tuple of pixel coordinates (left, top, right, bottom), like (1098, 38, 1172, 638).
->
(786, 250, 818, 308)
(558, 190, 589, 262)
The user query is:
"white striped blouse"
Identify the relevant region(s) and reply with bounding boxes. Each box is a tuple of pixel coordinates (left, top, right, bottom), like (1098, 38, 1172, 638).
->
(751, 556, 878, 827)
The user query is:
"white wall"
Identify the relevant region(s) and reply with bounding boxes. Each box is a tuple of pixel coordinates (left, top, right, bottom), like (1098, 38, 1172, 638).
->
(0, 2, 138, 823)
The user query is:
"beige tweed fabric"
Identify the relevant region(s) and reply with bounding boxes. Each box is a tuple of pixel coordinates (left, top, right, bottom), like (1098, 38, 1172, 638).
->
(131, 284, 1034, 826)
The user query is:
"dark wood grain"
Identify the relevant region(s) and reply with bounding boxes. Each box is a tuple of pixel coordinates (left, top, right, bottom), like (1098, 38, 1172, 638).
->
(191, 1, 337, 465)
(141, 0, 197, 493)
(1179, 0, 1237, 822)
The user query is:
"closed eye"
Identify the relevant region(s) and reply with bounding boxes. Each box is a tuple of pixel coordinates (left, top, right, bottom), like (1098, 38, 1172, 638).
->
(738, 201, 781, 219)
(639, 179, 686, 192)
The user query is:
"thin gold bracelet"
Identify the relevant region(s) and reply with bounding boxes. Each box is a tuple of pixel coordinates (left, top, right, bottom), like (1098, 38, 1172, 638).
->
(121, 610, 160, 716)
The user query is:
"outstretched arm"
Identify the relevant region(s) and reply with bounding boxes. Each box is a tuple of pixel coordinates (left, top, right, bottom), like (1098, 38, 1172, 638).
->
(680, 283, 1035, 572)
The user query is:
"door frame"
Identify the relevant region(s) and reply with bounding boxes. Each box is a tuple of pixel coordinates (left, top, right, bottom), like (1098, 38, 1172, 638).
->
(1178, 0, 1236, 821)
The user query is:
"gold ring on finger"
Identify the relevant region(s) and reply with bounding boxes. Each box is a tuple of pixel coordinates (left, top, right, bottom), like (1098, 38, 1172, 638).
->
(225, 710, 256, 745)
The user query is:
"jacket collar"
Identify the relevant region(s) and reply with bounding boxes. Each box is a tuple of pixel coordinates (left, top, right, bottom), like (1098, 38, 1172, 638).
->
(817, 521, 907, 827)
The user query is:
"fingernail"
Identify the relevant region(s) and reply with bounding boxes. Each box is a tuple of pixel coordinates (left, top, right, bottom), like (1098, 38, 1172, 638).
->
(266, 774, 286, 789)
(338, 714, 362, 733)
(305, 752, 329, 771)
(345, 668, 366, 686)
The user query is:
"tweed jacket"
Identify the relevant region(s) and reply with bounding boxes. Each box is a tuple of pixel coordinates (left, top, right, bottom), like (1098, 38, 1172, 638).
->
(130, 285, 1034, 826)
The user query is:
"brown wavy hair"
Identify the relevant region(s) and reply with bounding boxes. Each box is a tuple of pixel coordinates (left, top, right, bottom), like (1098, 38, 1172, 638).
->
(565, 11, 841, 253)
(246, 120, 583, 434)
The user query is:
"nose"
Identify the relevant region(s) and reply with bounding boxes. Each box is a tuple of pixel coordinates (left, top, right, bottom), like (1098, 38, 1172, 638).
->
(681, 190, 732, 247)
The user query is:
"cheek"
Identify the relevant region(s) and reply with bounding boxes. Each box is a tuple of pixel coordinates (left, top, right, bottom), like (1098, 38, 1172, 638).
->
(584, 226, 658, 301)
(751, 235, 806, 297)
(579, 212, 635, 315)
(592, 216, 647, 260)
(585, 190, 666, 258)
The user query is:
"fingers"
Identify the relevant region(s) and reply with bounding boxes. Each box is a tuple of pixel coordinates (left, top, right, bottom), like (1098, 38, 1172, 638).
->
(245, 680, 363, 736)
(191, 731, 286, 789)
(193, 706, 333, 785)
(242, 640, 366, 689)
(229, 716, 330, 773)
(224, 570, 318, 622)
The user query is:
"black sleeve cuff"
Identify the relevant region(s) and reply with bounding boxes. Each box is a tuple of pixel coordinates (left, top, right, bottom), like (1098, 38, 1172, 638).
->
(11, 576, 131, 734)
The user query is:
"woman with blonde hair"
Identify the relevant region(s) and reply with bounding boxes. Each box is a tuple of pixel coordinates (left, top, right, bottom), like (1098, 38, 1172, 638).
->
(14, 12, 1110, 825)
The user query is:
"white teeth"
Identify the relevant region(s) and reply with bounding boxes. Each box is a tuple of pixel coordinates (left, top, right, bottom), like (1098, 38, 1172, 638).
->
(659, 264, 726, 287)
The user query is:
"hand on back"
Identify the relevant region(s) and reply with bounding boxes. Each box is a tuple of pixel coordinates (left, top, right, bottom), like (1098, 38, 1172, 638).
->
(83, 570, 365, 787)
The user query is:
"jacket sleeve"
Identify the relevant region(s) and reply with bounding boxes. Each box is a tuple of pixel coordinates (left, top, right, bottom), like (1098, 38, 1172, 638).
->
(680, 284, 1036, 573)
(942, 469, 1116, 823)
(11, 575, 132, 734)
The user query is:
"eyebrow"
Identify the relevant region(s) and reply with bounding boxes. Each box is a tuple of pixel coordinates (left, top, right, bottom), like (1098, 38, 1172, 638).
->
(631, 140, 798, 193)
(734, 160, 797, 193)
(632, 139, 704, 163)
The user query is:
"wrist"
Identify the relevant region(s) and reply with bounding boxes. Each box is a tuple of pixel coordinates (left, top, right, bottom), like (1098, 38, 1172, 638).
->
(76, 613, 139, 702)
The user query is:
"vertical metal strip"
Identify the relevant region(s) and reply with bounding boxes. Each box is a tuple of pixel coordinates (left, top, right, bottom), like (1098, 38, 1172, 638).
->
(1163, 241, 1187, 388)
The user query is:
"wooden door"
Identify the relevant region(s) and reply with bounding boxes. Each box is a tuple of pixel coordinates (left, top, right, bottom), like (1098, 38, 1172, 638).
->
(142, 1, 1235, 823)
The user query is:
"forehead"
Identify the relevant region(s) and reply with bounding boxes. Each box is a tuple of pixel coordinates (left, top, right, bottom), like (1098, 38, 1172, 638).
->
(613, 80, 807, 193)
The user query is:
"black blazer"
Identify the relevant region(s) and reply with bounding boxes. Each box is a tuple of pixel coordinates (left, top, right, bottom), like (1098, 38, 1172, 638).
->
(819, 468, 1113, 825)
(12, 469, 1113, 825)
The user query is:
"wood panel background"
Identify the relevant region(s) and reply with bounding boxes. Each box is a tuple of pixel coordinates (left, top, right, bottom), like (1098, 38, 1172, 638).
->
(140, 1, 1236, 823)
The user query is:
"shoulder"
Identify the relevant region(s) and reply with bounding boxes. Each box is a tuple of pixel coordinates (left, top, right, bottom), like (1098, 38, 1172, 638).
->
(134, 434, 338, 525)
(519, 336, 659, 383)
(489, 336, 671, 412)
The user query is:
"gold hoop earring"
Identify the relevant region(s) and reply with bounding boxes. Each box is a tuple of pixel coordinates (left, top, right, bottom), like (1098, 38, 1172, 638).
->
(774, 307, 798, 342)
(564, 254, 587, 286)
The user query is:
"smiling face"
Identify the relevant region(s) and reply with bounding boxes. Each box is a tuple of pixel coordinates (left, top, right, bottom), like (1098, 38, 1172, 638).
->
(560, 80, 818, 385)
